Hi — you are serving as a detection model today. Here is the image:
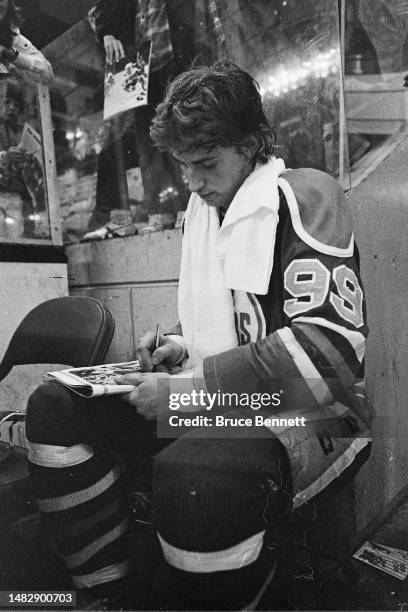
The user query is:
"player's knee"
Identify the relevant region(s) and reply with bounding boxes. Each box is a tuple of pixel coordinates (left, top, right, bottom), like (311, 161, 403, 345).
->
(153, 436, 292, 552)
(26, 381, 77, 444)
(153, 444, 213, 550)
(153, 441, 262, 551)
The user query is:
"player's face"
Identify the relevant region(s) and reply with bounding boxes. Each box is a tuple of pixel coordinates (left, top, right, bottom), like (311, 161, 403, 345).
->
(173, 145, 253, 211)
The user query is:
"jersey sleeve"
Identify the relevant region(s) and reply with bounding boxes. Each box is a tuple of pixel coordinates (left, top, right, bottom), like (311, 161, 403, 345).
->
(93, 0, 122, 43)
(202, 170, 369, 418)
(13, 32, 54, 84)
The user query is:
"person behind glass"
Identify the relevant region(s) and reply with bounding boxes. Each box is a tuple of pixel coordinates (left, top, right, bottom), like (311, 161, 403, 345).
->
(92, 0, 194, 232)
(0, 0, 52, 236)
(0, 0, 53, 82)
(26, 63, 372, 610)
(0, 79, 38, 238)
(0, 80, 25, 190)
(359, 0, 408, 74)
(0, 0, 52, 185)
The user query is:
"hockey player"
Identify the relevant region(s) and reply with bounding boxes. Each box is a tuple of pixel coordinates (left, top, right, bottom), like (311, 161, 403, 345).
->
(26, 62, 372, 609)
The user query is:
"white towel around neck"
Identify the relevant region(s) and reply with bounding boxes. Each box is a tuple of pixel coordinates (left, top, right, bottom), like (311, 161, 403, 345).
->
(178, 157, 286, 366)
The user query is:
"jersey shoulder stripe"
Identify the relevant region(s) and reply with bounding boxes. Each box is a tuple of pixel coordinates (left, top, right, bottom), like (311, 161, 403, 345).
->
(279, 169, 353, 256)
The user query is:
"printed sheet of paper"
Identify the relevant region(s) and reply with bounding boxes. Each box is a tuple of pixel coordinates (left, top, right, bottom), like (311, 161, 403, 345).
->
(20, 122, 42, 163)
(103, 42, 151, 120)
(49, 361, 141, 386)
(19, 122, 45, 210)
(46, 361, 141, 398)
(353, 541, 408, 580)
(19, 122, 45, 212)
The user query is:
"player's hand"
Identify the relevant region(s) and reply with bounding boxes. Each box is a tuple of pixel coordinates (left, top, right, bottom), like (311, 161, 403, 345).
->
(103, 35, 125, 64)
(6, 146, 26, 166)
(116, 372, 170, 419)
(136, 332, 185, 373)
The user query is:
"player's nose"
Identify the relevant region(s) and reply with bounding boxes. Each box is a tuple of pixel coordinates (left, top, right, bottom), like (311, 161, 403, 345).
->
(185, 167, 205, 193)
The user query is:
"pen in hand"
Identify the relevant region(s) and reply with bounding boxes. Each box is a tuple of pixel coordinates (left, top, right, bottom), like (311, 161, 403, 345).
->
(153, 323, 170, 372)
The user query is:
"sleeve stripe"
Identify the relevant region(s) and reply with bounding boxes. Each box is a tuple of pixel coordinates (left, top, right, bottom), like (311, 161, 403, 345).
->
(293, 438, 371, 508)
(276, 327, 334, 406)
(293, 316, 365, 363)
(293, 323, 360, 388)
(247, 293, 266, 341)
(292, 324, 362, 380)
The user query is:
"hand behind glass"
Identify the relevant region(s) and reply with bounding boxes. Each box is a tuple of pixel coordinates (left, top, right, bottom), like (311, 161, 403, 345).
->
(103, 35, 125, 64)
(7, 146, 26, 167)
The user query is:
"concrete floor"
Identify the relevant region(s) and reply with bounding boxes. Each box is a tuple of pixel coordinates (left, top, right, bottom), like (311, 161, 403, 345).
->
(260, 496, 408, 611)
(2, 494, 408, 611)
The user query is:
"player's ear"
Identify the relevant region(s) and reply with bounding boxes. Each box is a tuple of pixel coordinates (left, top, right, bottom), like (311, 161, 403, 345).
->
(240, 136, 257, 165)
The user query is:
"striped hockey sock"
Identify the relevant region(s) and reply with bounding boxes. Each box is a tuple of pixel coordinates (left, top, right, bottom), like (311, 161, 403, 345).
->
(28, 442, 133, 590)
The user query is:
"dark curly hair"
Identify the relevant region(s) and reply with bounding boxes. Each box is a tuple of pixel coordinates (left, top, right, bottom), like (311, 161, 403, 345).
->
(150, 62, 276, 165)
(0, 0, 20, 49)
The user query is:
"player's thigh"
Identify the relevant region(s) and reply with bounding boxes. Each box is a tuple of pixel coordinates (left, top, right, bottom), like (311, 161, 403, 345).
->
(153, 430, 292, 550)
(26, 381, 142, 451)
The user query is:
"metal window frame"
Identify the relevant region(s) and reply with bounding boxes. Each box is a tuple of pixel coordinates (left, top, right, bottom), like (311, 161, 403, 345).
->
(37, 83, 62, 246)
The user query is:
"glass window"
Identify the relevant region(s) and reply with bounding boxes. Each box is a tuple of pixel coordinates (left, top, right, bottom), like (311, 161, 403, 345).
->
(344, 0, 408, 182)
(222, 0, 342, 176)
(0, 76, 52, 243)
(45, 1, 344, 244)
(44, 20, 155, 244)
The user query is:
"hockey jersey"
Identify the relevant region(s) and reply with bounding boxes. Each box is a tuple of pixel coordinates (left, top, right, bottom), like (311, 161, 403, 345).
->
(202, 168, 372, 507)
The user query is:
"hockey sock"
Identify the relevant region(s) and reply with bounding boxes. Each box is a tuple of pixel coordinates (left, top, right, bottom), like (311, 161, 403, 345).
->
(152, 546, 277, 610)
(28, 446, 134, 591)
